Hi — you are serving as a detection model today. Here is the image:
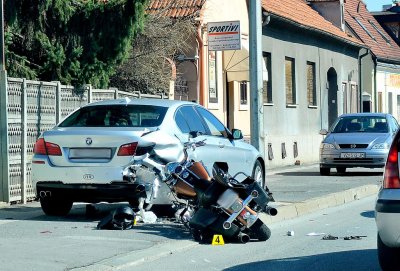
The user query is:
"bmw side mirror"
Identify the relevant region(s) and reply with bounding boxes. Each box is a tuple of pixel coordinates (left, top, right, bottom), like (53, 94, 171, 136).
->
(319, 129, 328, 135)
(232, 129, 243, 140)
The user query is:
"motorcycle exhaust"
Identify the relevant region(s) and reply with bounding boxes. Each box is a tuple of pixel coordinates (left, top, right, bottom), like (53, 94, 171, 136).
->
(265, 206, 278, 216)
(237, 232, 250, 244)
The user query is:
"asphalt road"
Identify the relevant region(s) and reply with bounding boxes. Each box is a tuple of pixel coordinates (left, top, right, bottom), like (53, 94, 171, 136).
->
(0, 164, 383, 271)
(117, 196, 379, 271)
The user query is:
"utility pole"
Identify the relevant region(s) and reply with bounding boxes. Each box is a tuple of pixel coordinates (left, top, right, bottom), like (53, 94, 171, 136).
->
(249, 0, 264, 156)
(0, 0, 4, 70)
(0, 0, 9, 202)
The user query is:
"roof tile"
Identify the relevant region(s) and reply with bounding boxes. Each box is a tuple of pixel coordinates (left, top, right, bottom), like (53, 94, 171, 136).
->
(147, 0, 205, 18)
(344, 0, 400, 62)
(262, 0, 363, 46)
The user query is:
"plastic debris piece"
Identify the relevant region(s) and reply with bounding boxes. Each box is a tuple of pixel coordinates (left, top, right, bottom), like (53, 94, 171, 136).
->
(287, 230, 294, 236)
(306, 232, 326, 236)
(322, 234, 338, 240)
(137, 211, 157, 223)
(343, 235, 366, 240)
(40, 230, 52, 234)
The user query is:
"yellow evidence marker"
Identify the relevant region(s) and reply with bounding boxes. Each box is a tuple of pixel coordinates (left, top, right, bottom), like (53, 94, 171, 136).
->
(211, 234, 225, 245)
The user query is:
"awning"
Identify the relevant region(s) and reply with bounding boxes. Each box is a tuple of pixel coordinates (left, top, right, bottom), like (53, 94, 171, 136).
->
(223, 37, 268, 82)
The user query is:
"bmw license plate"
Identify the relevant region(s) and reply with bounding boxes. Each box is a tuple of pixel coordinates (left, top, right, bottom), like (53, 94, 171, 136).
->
(340, 152, 365, 159)
(69, 148, 112, 159)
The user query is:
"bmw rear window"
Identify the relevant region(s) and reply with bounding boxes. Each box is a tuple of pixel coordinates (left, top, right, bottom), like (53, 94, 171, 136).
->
(59, 105, 168, 127)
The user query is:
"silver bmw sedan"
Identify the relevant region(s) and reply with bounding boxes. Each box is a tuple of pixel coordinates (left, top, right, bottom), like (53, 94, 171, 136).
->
(32, 98, 264, 216)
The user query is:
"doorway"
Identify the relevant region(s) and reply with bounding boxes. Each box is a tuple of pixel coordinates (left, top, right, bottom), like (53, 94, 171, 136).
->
(327, 68, 338, 128)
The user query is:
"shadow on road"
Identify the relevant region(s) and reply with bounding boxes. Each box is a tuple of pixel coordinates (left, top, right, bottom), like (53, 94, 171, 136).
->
(275, 171, 383, 177)
(360, 210, 375, 218)
(0, 202, 175, 222)
(0, 202, 192, 240)
(223, 249, 380, 271)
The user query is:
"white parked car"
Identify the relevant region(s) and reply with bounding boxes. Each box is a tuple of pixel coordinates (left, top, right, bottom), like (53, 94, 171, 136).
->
(32, 99, 265, 216)
(375, 125, 400, 271)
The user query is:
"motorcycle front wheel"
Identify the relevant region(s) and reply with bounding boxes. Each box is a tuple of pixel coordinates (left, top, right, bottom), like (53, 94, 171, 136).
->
(249, 219, 271, 241)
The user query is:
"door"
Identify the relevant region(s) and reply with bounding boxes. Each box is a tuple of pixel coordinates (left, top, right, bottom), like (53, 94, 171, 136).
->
(327, 68, 338, 128)
(195, 106, 252, 177)
(174, 106, 219, 174)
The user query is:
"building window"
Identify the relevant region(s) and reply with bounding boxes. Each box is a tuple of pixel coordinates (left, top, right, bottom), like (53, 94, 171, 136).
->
(285, 57, 296, 105)
(388, 92, 393, 114)
(208, 51, 218, 103)
(369, 20, 391, 44)
(342, 82, 348, 113)
(263, 52, 272, 104)
(354, 17, 376, 41)
(306, 62, 316, 106)
(240, 81, 248, 105)
(350, 84, 359, 112)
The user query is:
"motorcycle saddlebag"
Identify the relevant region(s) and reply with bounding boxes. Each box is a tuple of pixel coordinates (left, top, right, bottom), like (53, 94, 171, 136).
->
(189, 208, 219, 229)
(189, 208, 240, 238)
(244, 180, 271, 209)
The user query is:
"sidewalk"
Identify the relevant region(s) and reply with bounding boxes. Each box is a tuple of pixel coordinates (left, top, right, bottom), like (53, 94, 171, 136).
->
(261, 163, 380, 224)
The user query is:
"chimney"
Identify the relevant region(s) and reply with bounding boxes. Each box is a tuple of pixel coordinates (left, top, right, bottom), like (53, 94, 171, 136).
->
(308, 0, 345, 31)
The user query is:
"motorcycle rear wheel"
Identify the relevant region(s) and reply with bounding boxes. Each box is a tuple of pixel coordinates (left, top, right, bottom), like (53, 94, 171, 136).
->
(250, 219, 271, 241)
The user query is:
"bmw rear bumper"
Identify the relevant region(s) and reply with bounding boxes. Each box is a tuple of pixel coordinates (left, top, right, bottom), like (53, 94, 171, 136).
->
(36, 182, 148, 203)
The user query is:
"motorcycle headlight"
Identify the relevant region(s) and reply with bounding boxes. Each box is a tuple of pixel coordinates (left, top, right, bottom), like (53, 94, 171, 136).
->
(320, 143, 335, 149)
(165, 162, 181, 175)
(372, 143, 389, 149)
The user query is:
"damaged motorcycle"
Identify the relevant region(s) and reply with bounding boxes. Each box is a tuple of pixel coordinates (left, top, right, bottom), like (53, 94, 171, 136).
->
(125, 130, 277, 243)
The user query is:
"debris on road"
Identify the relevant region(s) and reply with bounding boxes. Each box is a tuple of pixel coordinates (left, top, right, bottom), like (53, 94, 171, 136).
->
(136, 211, 157, 223)
(306, 232, 326, 236)
(322, 234, 338, 240)
(287, 230, 295, 236)
(343, 235, 367, 240)
(321, 234, 367, 240)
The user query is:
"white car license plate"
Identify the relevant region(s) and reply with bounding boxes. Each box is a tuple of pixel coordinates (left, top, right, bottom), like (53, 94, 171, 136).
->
(340, 152, 365, 159)
(69, 148, 112, 159)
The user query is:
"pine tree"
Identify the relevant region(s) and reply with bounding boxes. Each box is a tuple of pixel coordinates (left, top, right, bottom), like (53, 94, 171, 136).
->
(5, 0, 148, 88)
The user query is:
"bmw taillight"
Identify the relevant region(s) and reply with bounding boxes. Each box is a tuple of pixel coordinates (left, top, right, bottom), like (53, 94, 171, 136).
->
(33, 138, 62, 156)
(117, 142, 138, 156)
(383, 141, 400, 188)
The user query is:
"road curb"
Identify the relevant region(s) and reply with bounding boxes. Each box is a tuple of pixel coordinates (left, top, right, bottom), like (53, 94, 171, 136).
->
(260, 184, 379, 224)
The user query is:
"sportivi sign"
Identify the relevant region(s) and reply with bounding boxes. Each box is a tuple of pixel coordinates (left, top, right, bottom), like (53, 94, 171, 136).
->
(207, 21, 241, 51)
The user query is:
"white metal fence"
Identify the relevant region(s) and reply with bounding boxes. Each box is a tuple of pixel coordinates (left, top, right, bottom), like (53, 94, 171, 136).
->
(0, 77, 167, 203)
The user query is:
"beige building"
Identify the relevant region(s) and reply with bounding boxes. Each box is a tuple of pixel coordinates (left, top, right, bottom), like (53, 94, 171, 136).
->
(148, 0, 255, 139)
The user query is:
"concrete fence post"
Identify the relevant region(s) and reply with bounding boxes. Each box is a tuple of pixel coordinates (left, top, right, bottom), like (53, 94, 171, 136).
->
(56, 81, 61, 124)
(0, 70, 8, 202)
(86, 84, 93, 103)
(21, 79, 27, 203)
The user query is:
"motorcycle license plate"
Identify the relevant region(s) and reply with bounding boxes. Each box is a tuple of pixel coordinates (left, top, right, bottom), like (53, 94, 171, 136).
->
(340, 152, 365, 159)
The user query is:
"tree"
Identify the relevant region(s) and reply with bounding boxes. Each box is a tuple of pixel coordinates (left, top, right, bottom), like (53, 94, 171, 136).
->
(5, 0, 148, 88)
(109, 9, 197, 94)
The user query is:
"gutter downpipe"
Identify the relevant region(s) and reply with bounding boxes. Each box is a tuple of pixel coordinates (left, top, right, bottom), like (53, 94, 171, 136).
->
(196, 24, 204, 105)
(373, 56, 377, 112)
(358, 48, 370, 112)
